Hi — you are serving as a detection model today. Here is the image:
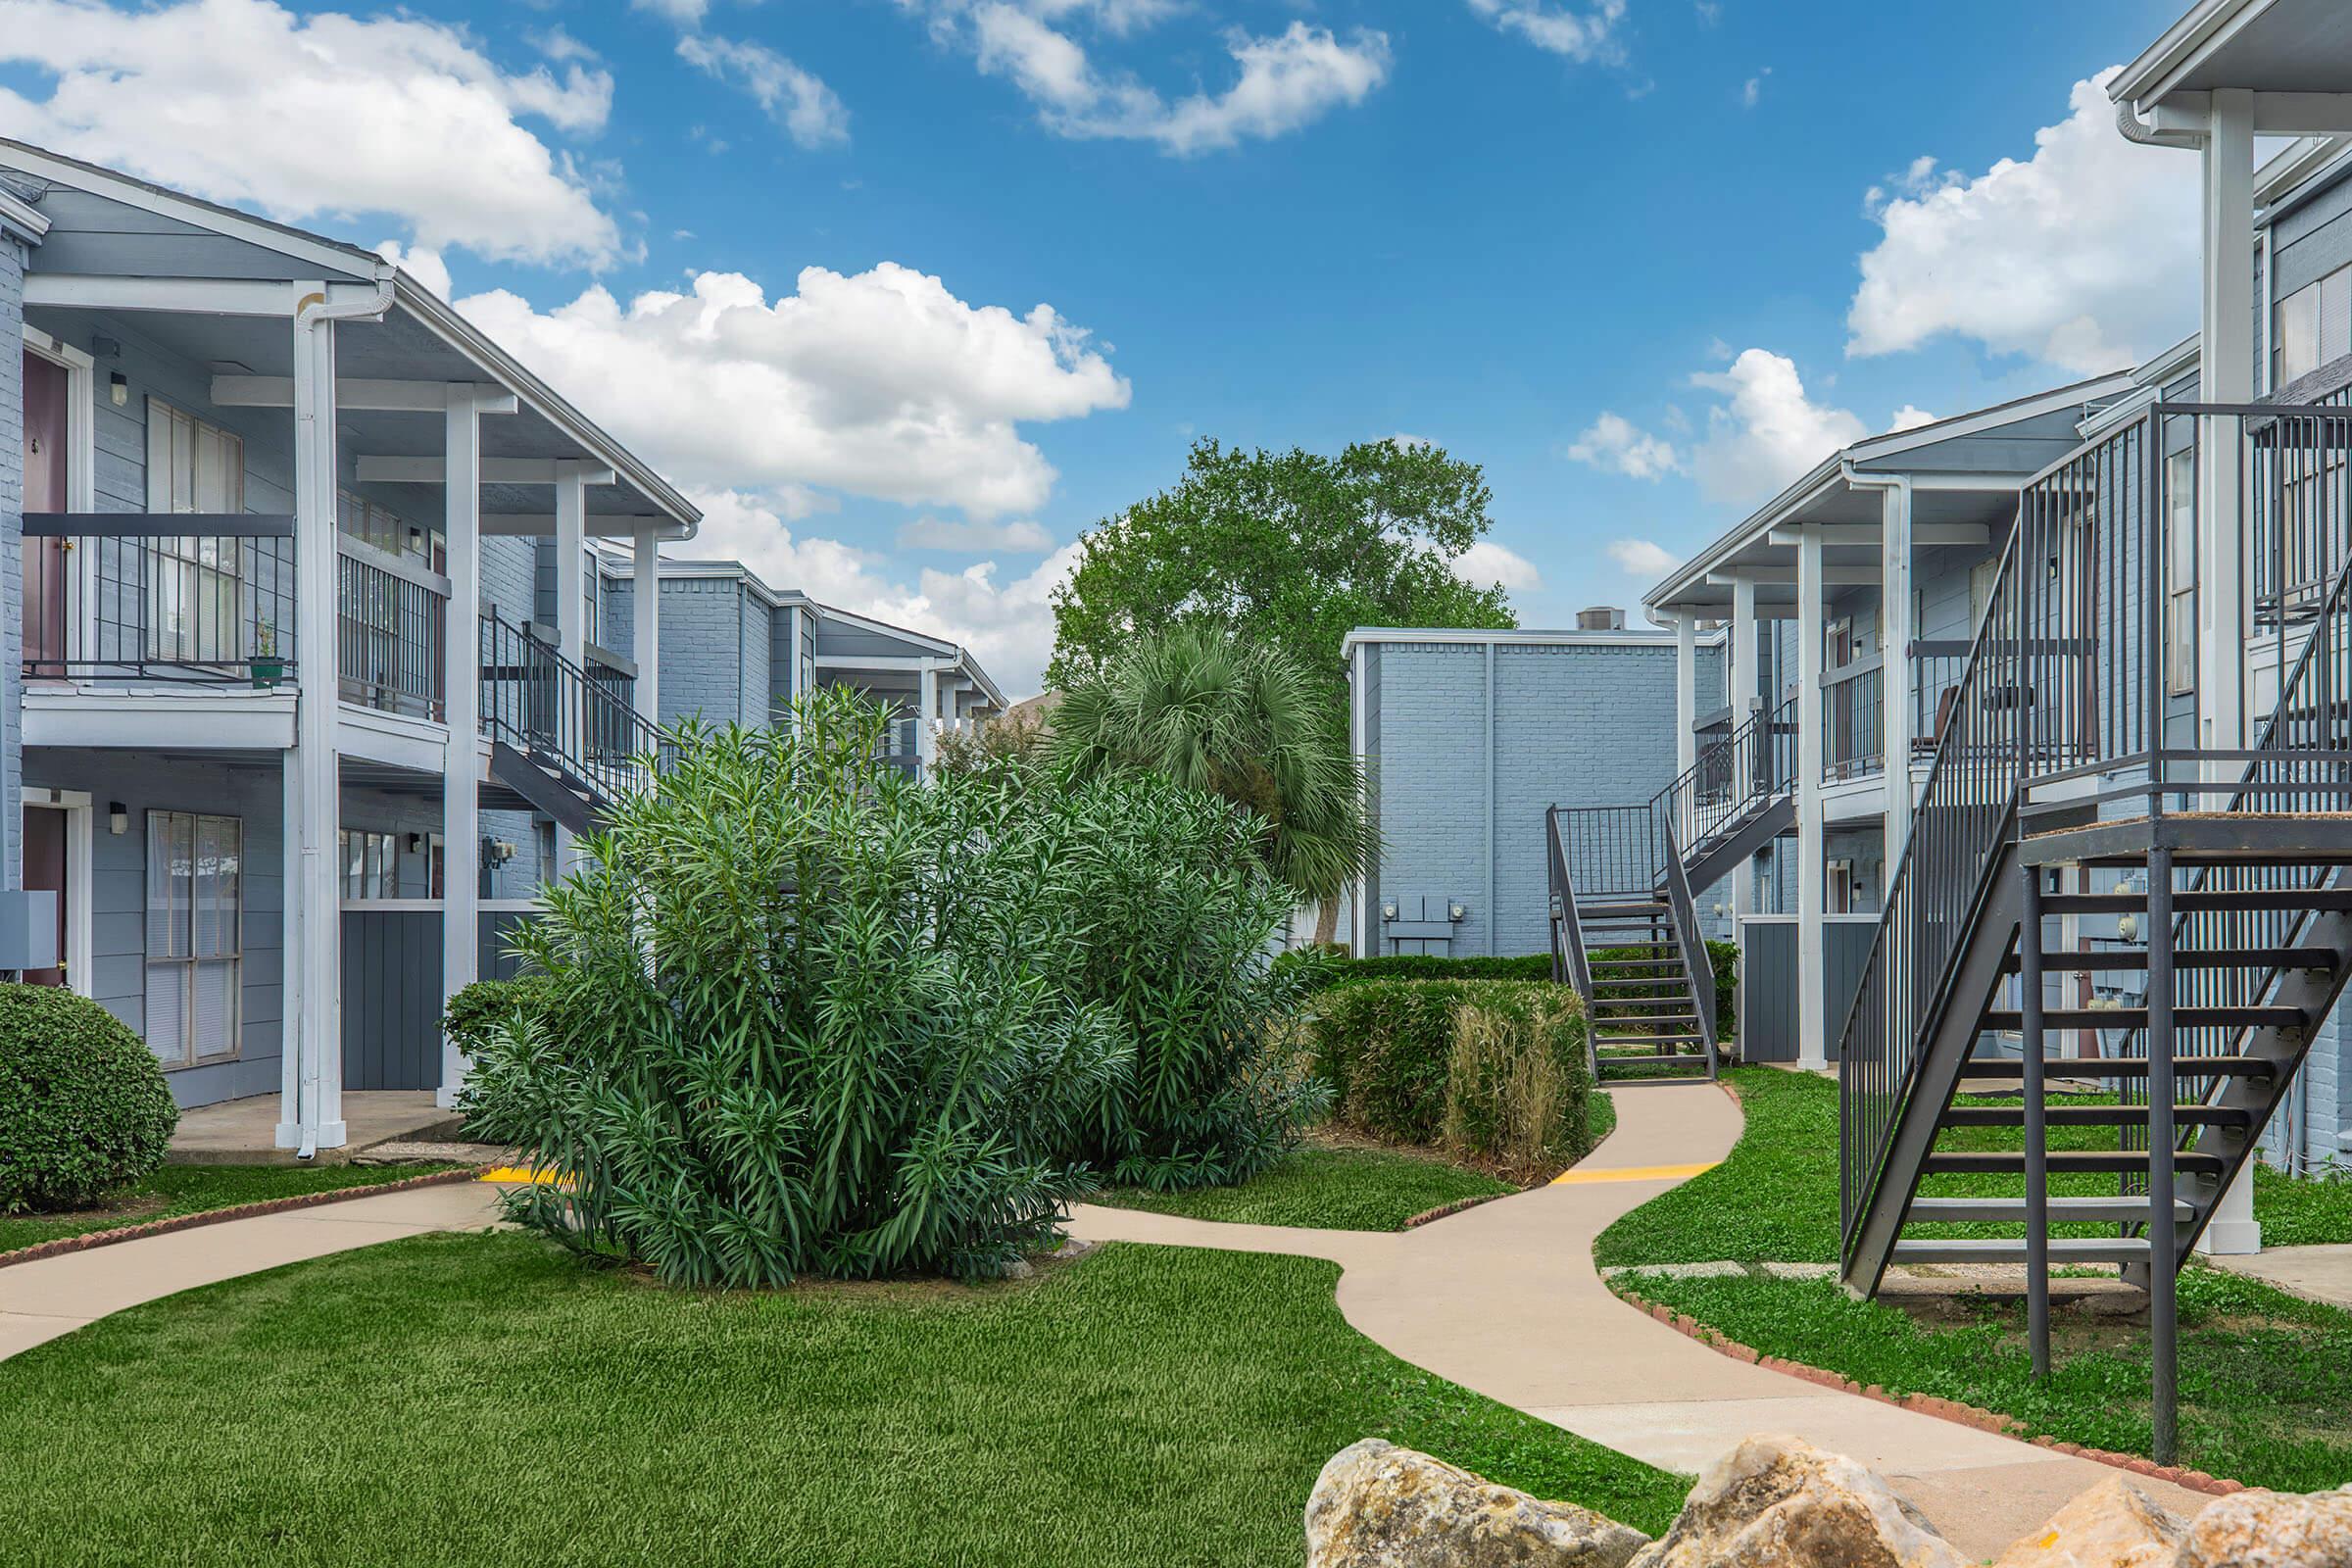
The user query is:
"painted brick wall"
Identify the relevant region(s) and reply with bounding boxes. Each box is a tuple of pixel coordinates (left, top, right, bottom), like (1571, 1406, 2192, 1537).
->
(1368, 638, 1680, 958)
(658, 575, 751, 726)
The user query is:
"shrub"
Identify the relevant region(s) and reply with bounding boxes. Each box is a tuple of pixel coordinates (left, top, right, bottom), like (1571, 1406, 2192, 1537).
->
(442, 976, 555, 1056)
(0, 985, 178, 1212)
(461, 693, 1127, 1287)
(1297, 940, 1738, 1048)
(1308, 979, 1592, 1173)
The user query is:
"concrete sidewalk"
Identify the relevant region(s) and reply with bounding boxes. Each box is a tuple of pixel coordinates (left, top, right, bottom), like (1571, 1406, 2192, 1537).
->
(1069, 1082, 2208, 1561)
(2210, 1239, 2352, 1311)
(0, 1181, 508, 1361)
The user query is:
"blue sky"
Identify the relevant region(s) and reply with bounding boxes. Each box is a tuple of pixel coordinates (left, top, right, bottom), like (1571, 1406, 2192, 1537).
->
(2, 0, 2199, 693)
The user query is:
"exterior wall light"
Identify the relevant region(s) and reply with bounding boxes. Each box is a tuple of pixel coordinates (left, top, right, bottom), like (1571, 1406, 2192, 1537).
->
(109, 370, 128, 408)
(1447, 902, 1467, 922)
(1380, 900, 1398, 921)
(108, 802, 128, 836)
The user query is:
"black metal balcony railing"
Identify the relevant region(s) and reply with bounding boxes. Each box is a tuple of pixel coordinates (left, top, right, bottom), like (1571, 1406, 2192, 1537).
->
(337, 542, 447, 720)
(1836, 400, 2352, 1256)
(479, 609, 667, 802)
(23, 532, 298, 683)
(1822, 660, 1885, 781)
(1655, 692, 1797, 856)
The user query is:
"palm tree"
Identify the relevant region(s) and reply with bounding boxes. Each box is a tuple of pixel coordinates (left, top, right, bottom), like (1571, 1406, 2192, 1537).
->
(1053, 624, 1376, 945)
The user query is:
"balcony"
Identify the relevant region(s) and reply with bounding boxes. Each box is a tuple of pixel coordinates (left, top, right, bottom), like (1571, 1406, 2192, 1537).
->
(23, 525, 450, 723)
(1812, 642, 1976, 787)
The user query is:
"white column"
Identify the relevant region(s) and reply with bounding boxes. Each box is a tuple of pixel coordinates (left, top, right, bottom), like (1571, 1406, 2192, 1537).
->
(1796, 526, 1829, 1069)
(1673, 612, 1698, 781)
(287, 290, 345, 1148)
(552, 466, 587, 875)
(1731, 576, 1761, 931)
(273, 747, 305, 1148)
(632, 527, 661, 730)
(915, 661, 940, 775)
(1880, 479, 1915, 869)
(2197, 87, 2262, 1255)
(438, 386, 484, 1111)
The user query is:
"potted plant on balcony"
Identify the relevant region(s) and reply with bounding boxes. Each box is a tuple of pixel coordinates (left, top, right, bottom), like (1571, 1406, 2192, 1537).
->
(251, 620, 284, 690)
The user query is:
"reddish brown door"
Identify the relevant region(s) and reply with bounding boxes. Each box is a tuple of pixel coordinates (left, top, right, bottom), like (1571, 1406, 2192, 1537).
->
(22, 808, 67, 987)
(22, 351, 70, 673)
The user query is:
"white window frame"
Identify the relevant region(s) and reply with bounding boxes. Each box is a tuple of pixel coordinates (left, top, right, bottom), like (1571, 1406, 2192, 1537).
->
(145, 399, 250, 664)
(2167, 448, 2198, 698)
(144, 809, 244, 1070)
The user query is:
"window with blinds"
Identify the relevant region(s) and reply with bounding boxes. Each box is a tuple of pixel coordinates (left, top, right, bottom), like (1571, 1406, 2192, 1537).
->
(2276, 263, 2352, 389)
(145, 811, 243, 1069)
(146, 400, 248, 663)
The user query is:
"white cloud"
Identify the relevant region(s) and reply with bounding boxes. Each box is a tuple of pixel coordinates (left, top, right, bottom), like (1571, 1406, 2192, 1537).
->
(1465, 0, 1627, 65)
(1740, 67, 1769, 109)
(898, 515, 1056, 552)
(1455, 539, 1543, 591)
(1688, 348, 1868, 505)
(1889, 404, 1938, 432)
(634, 0, 709, 24)
(373, 241, 452, 302)
(947, 5, 1389, 155)
(1604, 538, 1677, 577)
(1847, 67, 2195, 373)
(677, 34, 850, 148)
(0, 0, 625, 269)
(1566, 412, 1681, 479)
(454, 262, 1130, 518)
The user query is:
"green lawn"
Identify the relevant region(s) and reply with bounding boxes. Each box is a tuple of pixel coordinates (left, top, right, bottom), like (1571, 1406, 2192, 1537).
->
(2254, 1163, 2352, 1248)
(0, 1234, 1689, 1565)
(0, 1163, 467, 1255)
(1093, 1143, 1514, 1231)
(1597, 1065, 2352, 1489)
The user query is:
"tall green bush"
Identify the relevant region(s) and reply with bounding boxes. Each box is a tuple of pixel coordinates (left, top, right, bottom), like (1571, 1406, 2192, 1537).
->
(1298, 940, 1739, 1047)
(1308, 979, 1592, 1174)
(459, 690, 1323, 1285)
(0, 985, 179, 1211)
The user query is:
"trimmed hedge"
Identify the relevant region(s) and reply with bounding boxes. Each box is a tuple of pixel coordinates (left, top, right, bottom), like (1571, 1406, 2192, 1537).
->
(1308, 980, 1592, 1173)
(443, 976, 556, 1056)
(1293, 941, 1739, 1054)
(0, 985, 179, 1212)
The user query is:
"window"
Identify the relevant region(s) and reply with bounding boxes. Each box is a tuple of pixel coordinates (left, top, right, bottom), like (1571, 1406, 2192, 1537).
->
(341, 829, 400, 901)
(339, 490, 444, 570)
(1968, 556, 2002, 627)
(146, 401, 248, 663)
(2276, 264, 2352, 389)
(2167, 449, 2197, 697)
(144, 811, 242, 1069)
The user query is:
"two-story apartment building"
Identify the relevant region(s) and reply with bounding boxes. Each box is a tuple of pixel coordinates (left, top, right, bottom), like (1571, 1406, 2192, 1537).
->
(1, 140, 695, 1152)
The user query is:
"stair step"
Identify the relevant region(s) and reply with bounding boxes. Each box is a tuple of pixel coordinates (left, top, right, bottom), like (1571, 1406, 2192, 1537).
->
(1578, 902, 1670, 919)
(1979, 1005, 2305, 1033)
(1964, 1055, 2281, 1082)
(1939, 1103, 2259, 1130)
(1891, 1237, 2153, 1265)
(1907, 1196, 2191, 1224)
(2001, 946, 2338, 975)
(1598, 1033, 1704, 1046)
(1597, 1054, 1710, 1072)
(2042, 887, 2352, 915)
(1923, 1149, 2228, 1176)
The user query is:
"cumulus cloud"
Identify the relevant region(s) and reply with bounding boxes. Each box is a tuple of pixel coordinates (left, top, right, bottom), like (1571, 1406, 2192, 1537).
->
(678, 35, 850, 148)
(898, 516, 1056, 552)
(633, 0, 709, 24)
(0, 0, 625, 269)
(1455, 539, 1543, 591)
(1566, 412, 1681, 479)
(374, 240, 452, 302)
(935, 3, 1389, 155)
(454, 263, 1130, 520)
(1465, 0, 1628, 65)
(1847, 68, 2195, 373)
(1688, 348, 1868, 505)
(1605, 538, 1678, 577)
(1889, 404, 1938, 432)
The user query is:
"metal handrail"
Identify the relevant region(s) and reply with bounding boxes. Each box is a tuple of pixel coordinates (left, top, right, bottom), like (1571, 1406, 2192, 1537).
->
(479, 609, 670, 804)
(1651, 693, 1799, 858)
(1659, 810, 1720, 1073)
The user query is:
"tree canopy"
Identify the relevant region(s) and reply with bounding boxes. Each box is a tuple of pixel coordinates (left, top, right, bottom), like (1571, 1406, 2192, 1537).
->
(1045, 438, 1519, 705)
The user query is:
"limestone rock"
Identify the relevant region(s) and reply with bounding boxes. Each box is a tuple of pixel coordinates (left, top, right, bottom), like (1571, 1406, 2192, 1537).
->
(1987, 1477, 2184, 1568)
(1628, 1433, 1968, 1568)
(2178, 1484, 2352, 1568)
(1304, 1438, 1648, 1568)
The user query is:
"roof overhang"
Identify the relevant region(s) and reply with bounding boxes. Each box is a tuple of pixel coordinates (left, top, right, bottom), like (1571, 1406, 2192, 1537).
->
(2114, 1, 2352, 133)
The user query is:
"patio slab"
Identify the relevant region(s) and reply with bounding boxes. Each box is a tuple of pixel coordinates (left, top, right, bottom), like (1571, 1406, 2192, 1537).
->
(2207, 1240, 2352, 1311)
(166, 1091, 465, 1165)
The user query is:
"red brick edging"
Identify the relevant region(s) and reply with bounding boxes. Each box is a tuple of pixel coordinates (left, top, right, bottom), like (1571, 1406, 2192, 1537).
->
(1611, 1283, 2248, 1498)
(0, 1165, 490, 1270)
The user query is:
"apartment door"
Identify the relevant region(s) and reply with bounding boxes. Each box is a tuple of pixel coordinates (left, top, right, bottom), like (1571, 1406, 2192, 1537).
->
(22, 806, 69, 987)
(21, 350, 70, 673)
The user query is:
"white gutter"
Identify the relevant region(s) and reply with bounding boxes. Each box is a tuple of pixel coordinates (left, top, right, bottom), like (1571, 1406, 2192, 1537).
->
(2117, 98, 2207, 151)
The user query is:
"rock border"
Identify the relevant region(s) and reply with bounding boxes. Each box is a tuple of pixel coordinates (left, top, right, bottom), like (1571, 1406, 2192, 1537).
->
(0, 1165, 491, 1270)
(1611, 1283, 2249, 1498)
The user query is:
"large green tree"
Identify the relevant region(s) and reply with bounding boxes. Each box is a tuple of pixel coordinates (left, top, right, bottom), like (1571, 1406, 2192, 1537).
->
(1045, 438, 1519, 709)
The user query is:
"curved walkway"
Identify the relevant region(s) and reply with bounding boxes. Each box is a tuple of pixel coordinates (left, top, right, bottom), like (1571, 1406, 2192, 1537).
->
(1069, 1082, 2208, 1561)
(1, 1087, 2204, 1559)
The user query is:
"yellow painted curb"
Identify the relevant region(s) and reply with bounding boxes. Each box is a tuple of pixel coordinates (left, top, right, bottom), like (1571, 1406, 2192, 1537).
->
(479, 1166, 572, 1187)
(1550, 1160, 1719, 1186)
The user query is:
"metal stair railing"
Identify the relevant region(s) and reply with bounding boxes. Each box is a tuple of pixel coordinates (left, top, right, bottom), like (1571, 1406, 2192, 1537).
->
(1838, 409, 2162, 1267)
(1654, 693, 1799, 865)
(479, 609, 671, 807)
(1546, 806, 1600, 1078)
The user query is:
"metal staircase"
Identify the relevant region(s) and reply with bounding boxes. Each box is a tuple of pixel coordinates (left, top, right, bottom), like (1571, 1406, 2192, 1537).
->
(478, 609, 669, 835)
(1835, 398, 2352, 1461)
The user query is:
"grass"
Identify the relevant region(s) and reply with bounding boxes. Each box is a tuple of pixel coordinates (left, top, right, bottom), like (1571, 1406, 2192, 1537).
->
(1598, 1064, 2352, 1488)
(2254, 1162, 2352, 1248)
(0, 1162, 466, 1254)
(1616, 1265, 2352, 1492)
(0, 1234, 1690, 1565)
(1093, 1143, 1513, 1231)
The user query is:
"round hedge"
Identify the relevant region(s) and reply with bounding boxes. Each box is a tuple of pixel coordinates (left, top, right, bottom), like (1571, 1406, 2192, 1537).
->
(0, 985, 179, 1212)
